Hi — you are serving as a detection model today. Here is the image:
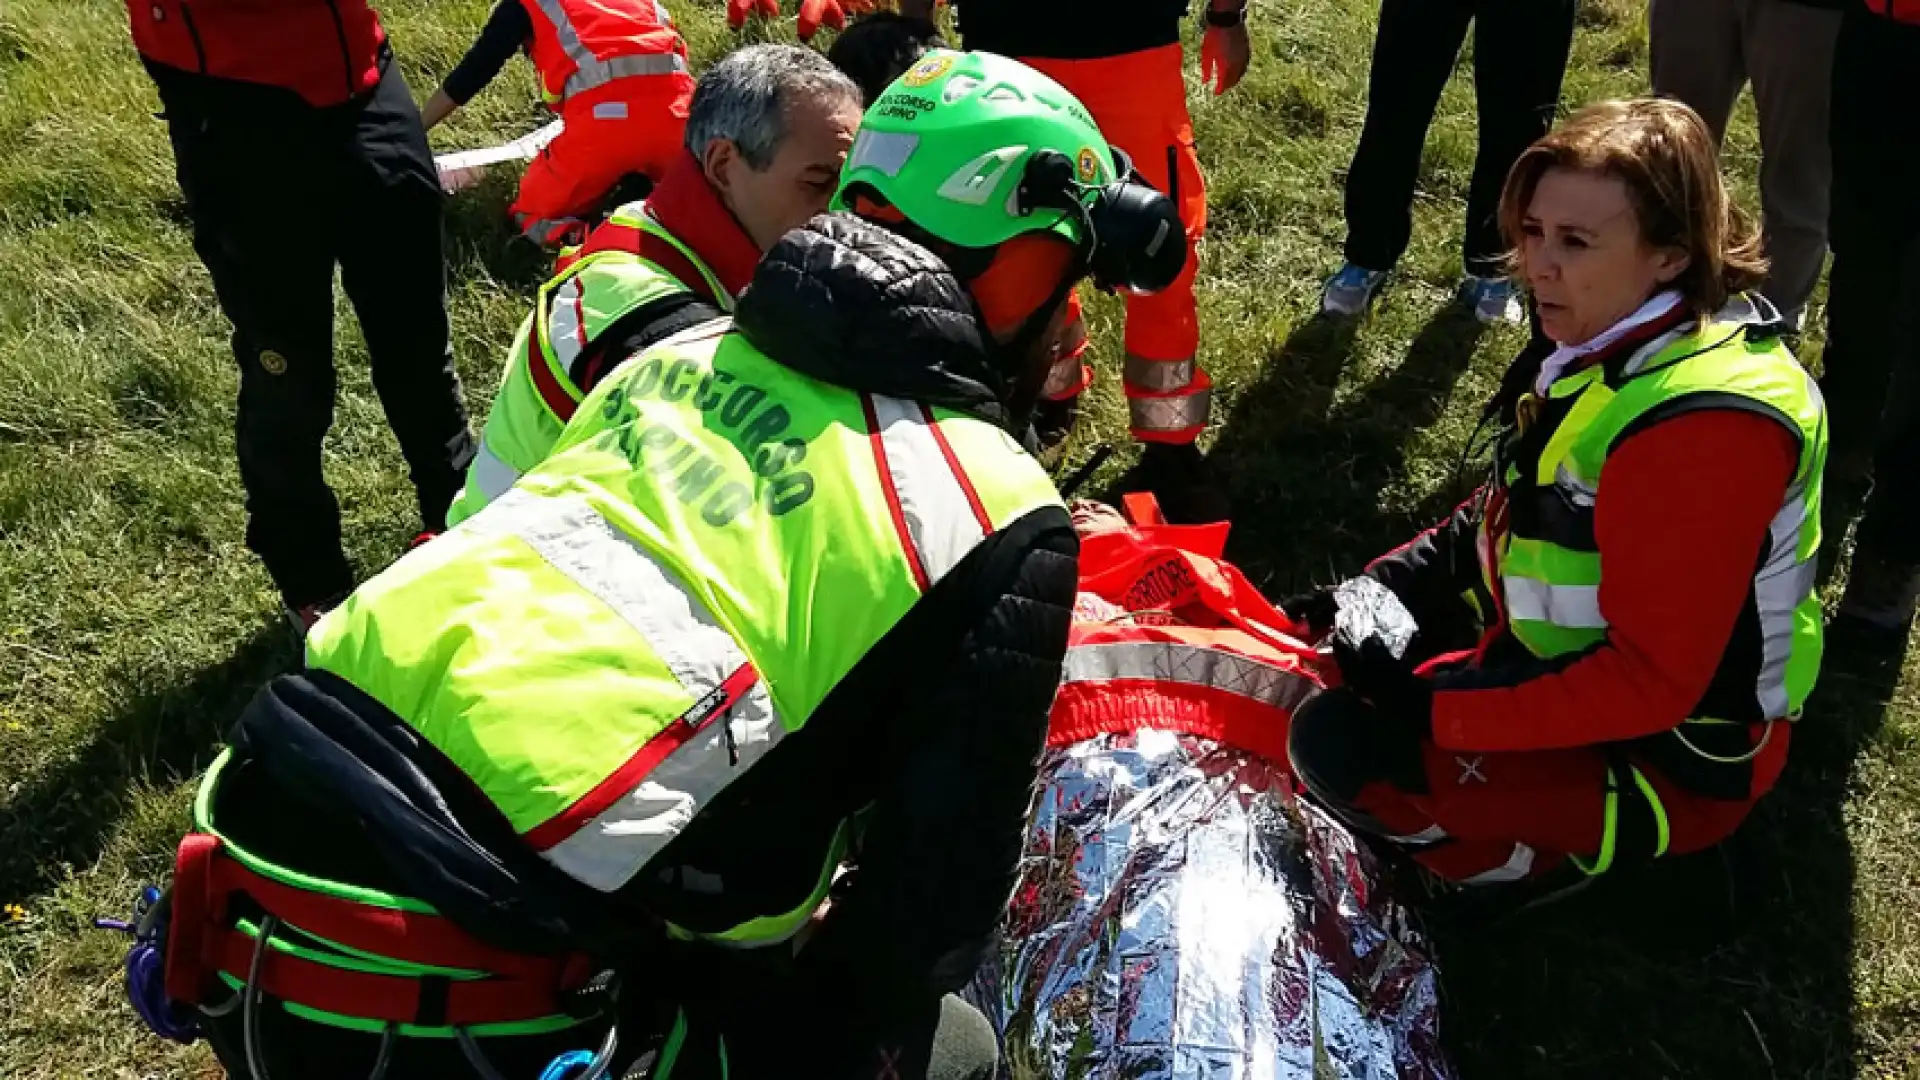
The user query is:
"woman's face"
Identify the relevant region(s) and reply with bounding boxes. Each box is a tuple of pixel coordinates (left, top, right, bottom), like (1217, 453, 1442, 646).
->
(1519, 167, 1691, 347)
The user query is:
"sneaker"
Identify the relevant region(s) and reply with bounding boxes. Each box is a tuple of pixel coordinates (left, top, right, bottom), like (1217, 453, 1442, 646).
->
(1461, 274, 1523, 326)
(1320, 263, 1390, 317)
(407, 530, 439, 552)
(1836, 553, 1920, 634)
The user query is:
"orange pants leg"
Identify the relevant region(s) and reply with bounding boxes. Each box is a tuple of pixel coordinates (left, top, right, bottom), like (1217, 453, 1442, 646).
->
(1024, 46, 1210, 445)
(511, 74, 693, 247)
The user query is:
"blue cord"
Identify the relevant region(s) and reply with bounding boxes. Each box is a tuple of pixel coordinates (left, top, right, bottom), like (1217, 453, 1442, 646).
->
(96, 885, 198, 1043)
(539, 1050, 598, 1080)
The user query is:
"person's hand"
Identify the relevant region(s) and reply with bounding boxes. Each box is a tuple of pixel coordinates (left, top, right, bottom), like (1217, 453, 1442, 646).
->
(421, 88, 458, 132)
(798, 0, 843, 40)
(1279, 587, 1338, 640)
(1331, 637, 1432, 738)
(1200, 16, 1252, 96)
(729, 0, 872, 39)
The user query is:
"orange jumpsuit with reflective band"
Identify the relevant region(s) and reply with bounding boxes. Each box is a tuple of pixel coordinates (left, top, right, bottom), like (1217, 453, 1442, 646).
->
(511, 0, 695, 246)
(1025, 45, 1212, 444)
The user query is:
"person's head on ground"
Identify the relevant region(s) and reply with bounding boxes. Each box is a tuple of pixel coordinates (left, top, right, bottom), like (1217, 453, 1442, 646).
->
(1501, 97, 1767, 348)
(826, 11, 947, 105)
(685, 44, 865, 251)
(834, 50, 1185, 416)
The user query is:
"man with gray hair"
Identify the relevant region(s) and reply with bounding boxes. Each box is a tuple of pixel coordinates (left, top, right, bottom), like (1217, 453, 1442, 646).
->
(449, 44, 863, 524)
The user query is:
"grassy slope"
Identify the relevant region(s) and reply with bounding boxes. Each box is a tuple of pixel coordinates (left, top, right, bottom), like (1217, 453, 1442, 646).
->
(0, 0, 1913, 1075)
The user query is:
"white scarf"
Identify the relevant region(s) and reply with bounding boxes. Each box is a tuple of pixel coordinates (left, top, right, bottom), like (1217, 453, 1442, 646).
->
(1534, 290, 1685, 395)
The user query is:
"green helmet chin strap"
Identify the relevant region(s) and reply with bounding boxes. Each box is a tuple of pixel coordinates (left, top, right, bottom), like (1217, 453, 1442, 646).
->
(834, 49, 1186, 296)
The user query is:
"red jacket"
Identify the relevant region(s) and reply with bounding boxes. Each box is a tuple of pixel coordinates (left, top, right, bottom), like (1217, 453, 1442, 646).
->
(1362, 404, 1797, 802)
(559, 152, 762, 297)
(1421, 411, 1798, 752)
(128, 0, 387, 108)
(523, 0, 687, 108)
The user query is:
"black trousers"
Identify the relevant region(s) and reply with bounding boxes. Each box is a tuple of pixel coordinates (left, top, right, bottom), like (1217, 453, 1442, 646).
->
(157, 57, 475, 608)
(1821, 9, 1920, 565)
(1342, 0, 1576, 277)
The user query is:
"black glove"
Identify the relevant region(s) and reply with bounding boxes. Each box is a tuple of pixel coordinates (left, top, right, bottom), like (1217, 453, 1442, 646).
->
(1280, 587, 1339, 639)
(1331, 637, 1433, 739)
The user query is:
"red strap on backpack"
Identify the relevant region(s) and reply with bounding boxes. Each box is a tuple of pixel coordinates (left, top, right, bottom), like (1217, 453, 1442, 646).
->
(163, 832, 594, 1026)
(203, 853, 572, 981)
(206, 930, 580, 1026)
(164, 833, 221, 1006)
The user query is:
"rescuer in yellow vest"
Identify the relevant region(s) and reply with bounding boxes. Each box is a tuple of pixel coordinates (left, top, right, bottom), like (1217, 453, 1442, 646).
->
(446, 46, 865, 526)
(1286, 100, 1827, 906)
(154, 51, 1186, 1080)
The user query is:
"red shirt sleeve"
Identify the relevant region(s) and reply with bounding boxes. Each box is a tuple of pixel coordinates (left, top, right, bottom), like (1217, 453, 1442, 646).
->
(1429, 409, 1799, 754)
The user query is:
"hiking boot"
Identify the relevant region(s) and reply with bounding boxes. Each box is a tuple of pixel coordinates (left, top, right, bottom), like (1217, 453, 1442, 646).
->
(1126, 443, 1230, 525)
(1460, 274, 1523, 326)
(1321, 263, 1390, 317)
(1836, 553, 1920, 635)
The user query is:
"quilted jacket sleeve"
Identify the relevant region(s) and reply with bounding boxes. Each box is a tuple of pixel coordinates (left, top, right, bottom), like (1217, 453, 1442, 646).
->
(779, 505, 1077, 1075)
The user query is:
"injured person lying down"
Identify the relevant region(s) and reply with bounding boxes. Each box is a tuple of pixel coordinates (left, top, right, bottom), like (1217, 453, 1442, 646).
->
(965, 495, 1453, 1080)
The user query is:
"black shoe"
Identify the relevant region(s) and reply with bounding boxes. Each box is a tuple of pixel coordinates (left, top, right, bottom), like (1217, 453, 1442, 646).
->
(1400, 860, 1601, 930)
(1116, 443, 1230, 525)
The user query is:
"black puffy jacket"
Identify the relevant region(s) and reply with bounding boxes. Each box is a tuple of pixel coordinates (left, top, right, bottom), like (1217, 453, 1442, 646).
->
(222, 214, 1078, 1076)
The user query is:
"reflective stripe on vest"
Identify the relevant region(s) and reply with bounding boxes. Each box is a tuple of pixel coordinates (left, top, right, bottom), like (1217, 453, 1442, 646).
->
(460, 488, 785, 891)
(531, 246, 721, 425)
(449, 216, 728, 528)
(313, 326, 1062, 897)
(1755, 483, 1819, 719)
(524, 0, 686, 107)
(1501, 577, 1603, 630)
(1489, 300, 1827, 723)
(862, 393, 995, 589)
(564, 52, 686, 100)
(464, 440, 523, 508)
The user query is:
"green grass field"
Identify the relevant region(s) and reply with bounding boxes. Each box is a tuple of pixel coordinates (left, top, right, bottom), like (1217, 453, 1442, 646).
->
(1, 0, 1915, 1075)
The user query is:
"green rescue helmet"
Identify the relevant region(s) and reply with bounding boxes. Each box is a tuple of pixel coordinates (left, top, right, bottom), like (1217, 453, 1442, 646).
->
(834, 49, 1185, 295)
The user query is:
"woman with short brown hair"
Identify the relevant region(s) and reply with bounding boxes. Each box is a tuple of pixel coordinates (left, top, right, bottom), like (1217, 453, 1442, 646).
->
(1285, 98, 1829, 898)
(1501, 98, 1769, 325)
